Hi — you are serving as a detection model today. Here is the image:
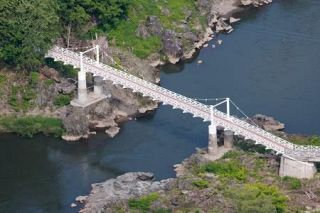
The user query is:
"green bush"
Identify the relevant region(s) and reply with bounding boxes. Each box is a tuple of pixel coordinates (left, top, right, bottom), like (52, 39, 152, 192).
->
(192, 179, 209, 189)
(128, 192, 159, 212)
(54, 94, 71, 107)
(0, 116, 64, 137)
(45, 58, 77, 78)
(201, 161, 248, 181)
(227, 183, 287, 213)
(281, 176, 302, 190)
(29, 71, 40, 87)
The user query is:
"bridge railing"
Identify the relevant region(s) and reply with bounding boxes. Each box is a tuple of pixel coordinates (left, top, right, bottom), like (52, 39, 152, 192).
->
(47, 46, 320, 160)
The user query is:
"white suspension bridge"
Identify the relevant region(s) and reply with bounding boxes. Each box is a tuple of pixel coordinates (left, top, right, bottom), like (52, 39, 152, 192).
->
(46, 45, 320, 178)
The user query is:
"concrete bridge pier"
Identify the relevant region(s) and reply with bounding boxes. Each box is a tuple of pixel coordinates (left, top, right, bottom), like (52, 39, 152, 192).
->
(224, 130, 234, 148)
(208, 124, 218, 154)
(78, 71, 87, 103)
(94, 76, 104, 96)
(279, 156, 317, 179)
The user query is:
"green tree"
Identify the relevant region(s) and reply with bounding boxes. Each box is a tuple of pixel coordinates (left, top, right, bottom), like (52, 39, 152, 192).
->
(57, 0, 129, 38)
(0, 0, 59, 70)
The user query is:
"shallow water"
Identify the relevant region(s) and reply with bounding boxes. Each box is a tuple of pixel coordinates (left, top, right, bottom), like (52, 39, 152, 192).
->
(1, 0, 320, 212)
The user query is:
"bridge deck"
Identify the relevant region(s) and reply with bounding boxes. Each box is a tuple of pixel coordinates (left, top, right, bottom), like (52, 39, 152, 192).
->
(46, 46, 320, 162)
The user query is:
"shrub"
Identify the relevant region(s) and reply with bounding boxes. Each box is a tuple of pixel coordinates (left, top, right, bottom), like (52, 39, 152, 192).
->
(54, 94, 71, 107)
(281, 176, 302, 190)
(227, 183, 287, 213)
(201, 161, 248, 181)
(192, 179, 209, 189)
(29, 71, 40, 87)
(45, 58, 77, 78)
(128, 192, 159, 212)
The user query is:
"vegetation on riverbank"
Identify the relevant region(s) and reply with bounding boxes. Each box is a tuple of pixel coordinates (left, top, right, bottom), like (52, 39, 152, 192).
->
(108, 0, 204, 58)
(290, 135, 320, 146)
(0, 116, 64, 137)
(110, 149, 320, 212)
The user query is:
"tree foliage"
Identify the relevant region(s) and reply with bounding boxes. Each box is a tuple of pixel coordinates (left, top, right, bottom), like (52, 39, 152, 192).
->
(57, 0, 129, 33)
(0, 0, 59, 70)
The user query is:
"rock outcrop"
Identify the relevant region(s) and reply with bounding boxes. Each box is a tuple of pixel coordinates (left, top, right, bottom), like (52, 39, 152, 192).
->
(241, 0, 273, 7)
(249, 114, 285, 132)
(78, 172, 175, 213)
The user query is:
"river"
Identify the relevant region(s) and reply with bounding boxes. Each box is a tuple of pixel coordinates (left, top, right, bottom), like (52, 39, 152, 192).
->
(1, 0, 320, 212)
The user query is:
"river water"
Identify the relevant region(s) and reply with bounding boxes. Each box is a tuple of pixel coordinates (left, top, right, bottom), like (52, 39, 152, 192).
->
(1, 0, 320, 212)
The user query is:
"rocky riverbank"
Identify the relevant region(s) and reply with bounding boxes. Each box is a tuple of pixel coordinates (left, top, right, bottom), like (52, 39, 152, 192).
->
(75, 149, 320, 212)
(0, 0, 274, 140)
(73, 114, 320, 212)
(60, 0, 275, 140)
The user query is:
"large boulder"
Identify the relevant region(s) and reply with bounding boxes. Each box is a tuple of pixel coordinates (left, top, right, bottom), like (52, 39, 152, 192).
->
(250, 114, 285, 132)
(79, 172, 176, 213)
(136, 22, 150, 39)
(162, 29, 183, 64)
(146, 16, 163, 36)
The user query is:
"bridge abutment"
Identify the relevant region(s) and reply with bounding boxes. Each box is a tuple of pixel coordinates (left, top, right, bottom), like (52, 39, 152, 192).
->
(279, 156, 317, 179)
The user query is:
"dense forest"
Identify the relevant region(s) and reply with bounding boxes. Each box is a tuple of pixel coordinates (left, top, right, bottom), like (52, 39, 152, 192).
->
(0, 0, 129, 70)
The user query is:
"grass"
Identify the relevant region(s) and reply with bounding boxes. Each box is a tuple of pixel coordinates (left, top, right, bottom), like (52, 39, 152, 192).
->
(128, 192, 159, 212)
(9, 84, 36, 112)
(107, 0, 205, 58)
(226, 183, 288, 213)
(290, 135, 320, 146)
(192, 179, 209, 189)
(0, 116, 64, 137)
(0, 74, 7, 86)
(200, 160, 248, 181)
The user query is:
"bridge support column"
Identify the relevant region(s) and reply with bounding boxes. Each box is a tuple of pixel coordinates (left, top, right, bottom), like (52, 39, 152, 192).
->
(94, 76, 104, 96)
(224, 130, 234, 148)
(279, 156, 317, 179)
(78, 71, 87, 103)
(208, 124, 218, 154)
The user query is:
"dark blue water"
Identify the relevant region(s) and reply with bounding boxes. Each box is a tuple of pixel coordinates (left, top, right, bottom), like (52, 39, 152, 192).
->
(1, 0, 320, 212)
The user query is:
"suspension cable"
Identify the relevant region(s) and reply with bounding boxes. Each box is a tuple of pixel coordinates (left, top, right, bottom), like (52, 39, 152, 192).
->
(229, 99, 260, 127)
(193, 97, 228, 102)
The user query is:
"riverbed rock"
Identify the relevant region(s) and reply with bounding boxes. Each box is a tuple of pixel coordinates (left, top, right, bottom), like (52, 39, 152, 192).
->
(250, 114, 285, 132)
(76, 195, 88, 203)
(241, 0, 273, 7)
(80, 172, 175, 213)
(105, 126, 120, 138)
